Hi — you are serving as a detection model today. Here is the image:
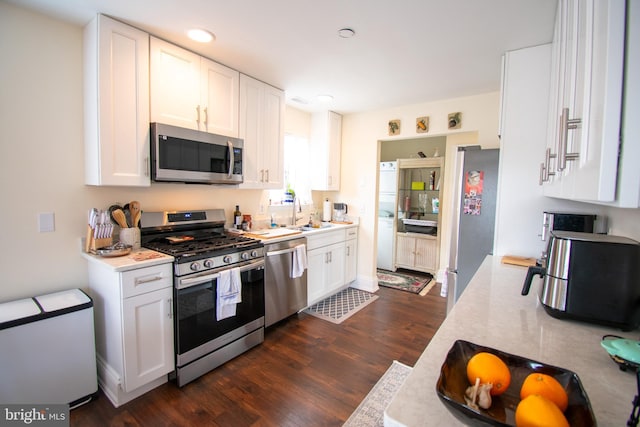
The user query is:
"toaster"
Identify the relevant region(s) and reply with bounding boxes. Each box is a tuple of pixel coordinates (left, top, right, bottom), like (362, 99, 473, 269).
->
(522, 231, 640, 330)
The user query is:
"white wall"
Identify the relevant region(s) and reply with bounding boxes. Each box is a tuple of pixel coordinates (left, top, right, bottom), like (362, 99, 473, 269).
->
(340, 92, 502, 291)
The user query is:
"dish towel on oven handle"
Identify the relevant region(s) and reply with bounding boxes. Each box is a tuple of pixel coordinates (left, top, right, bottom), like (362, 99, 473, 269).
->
(216, 267, 242, 321)
(291, 244, 308, 279)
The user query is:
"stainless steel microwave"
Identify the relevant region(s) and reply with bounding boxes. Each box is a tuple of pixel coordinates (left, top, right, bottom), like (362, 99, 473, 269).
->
(150, 123, 243, 184)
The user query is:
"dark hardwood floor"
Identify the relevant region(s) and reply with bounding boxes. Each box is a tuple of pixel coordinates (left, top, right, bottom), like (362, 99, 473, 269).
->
(71, 283, 447, 427)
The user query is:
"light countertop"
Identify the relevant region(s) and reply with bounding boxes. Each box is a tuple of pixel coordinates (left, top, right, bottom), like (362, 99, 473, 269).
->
(237, 221, 358, 244)
(384, 255, 638, 426)
(82, 249, 173, 272)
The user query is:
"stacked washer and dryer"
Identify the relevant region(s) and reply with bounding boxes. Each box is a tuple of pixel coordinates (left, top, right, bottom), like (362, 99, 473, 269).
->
(377, 161, 398, 271)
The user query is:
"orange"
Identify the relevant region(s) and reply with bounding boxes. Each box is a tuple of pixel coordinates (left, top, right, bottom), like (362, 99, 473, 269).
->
(466, 352, 511, 396)
(515, 394, 569, 427)
(520, 373, 569, 412)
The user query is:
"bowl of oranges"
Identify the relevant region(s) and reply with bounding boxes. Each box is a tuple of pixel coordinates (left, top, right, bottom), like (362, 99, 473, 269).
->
(436, 340, 596, 426)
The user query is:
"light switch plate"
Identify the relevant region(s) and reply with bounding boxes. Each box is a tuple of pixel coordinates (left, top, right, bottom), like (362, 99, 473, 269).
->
(38, 212, 55, 233)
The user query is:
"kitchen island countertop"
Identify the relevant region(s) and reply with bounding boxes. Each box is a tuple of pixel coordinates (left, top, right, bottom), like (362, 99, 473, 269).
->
(384, 255, 637, 426)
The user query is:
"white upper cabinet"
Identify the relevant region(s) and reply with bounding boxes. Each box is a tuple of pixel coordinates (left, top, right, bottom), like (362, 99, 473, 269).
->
(310, 111, 342, 191)
(150, 37, 239, 137)
(542, 0, 639, 207)
(84, 15, 150, 186)
(239, 74, 284, 189)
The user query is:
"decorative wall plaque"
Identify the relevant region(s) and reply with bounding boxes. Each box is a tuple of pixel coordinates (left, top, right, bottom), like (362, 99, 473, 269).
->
(416, 116, 429, 133)
(448, 112, 462, 129)
(388, 119, 401, 136)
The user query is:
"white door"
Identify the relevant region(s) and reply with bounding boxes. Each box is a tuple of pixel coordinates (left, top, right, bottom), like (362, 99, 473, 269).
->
(200, 58, 239, 137)
(122, 287, 174, 392)
(150, 37, 200, 130)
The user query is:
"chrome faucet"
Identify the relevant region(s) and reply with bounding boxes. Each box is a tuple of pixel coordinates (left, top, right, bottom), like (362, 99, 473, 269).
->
(291, 197, 303, 226)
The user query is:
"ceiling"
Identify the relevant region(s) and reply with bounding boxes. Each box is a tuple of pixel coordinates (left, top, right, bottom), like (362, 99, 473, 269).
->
(7, 0, 558, 114)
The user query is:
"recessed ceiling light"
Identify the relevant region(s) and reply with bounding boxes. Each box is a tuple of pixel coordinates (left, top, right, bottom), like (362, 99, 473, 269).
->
(187, 28, 215, 43)
(316, 94, 334, 103)
(338, 28, 355, 38)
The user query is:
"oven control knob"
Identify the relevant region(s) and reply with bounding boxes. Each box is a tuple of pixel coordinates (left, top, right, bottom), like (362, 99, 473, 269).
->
(223, 255, 232, 264)
(250, 250, 259, 258)
(241, 252, 249, 260)
(190, 262, 201, 271)
(203, 259, 214, 268)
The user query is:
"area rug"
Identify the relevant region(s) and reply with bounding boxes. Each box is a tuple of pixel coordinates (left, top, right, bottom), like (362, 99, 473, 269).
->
(343, 360, 412, 427)
(305, 288, 378, 324)
(377, 270, 434, 295)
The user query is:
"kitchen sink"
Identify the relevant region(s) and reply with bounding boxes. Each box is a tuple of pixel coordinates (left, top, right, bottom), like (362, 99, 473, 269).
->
(289, 223, 333, 232)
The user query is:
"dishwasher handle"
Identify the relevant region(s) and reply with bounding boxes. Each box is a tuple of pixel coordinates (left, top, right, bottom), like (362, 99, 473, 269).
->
(266, 247, 298, 257)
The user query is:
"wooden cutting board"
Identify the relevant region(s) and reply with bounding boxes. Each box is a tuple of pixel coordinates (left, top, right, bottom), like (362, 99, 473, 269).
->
(501, 255, 538, 267)
(244, 228, 303, 240)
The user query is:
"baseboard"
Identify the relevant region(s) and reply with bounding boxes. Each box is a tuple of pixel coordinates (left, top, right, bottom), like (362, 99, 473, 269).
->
(349, 273, 379, 294)
(96, 354, 168, 408)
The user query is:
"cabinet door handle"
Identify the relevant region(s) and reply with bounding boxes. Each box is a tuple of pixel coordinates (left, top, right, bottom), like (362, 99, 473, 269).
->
(539, 148, 557, 185)
(196, 105, 201, 125)
(168, 298, 173, 319)
(265, 169, 269, 183)
(134, 275, 164, 285)
(346, 247, 350, 256)
(203, 107, 208, 129)
(557, 107, 581, 171)
(260, 169, 264, 182)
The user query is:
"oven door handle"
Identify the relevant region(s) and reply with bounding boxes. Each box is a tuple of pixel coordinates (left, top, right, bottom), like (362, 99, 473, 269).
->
(177, 259, 265, 290)
(179, 272, 221, 289)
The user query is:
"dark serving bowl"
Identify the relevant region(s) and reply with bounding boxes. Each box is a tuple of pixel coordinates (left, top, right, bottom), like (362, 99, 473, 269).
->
(436, 340, 596, 426)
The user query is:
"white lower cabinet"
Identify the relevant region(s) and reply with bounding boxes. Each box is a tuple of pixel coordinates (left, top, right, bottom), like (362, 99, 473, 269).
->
(395, 233, 437, 274)
(87, 261, 174, 407)
(306, 228, 353, 305)
(121, 286, 174, 392)
(345, 228, 358, 284)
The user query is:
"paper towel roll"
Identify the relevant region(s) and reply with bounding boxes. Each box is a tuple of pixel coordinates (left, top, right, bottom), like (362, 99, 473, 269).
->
(322, 199, 332, 222)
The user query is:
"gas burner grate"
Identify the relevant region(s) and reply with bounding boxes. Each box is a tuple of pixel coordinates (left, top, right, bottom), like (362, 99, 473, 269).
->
(143, 233, 261, 258)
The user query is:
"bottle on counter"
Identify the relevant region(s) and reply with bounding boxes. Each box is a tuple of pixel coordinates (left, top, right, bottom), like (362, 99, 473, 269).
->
(234, 205, 242, 229)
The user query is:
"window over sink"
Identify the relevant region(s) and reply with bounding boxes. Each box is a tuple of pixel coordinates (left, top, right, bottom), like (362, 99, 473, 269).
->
(269, 134, 313, 206)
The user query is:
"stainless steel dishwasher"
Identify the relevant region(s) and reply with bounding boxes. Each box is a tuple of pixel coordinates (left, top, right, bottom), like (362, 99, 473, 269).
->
(264, 237, 308, 327)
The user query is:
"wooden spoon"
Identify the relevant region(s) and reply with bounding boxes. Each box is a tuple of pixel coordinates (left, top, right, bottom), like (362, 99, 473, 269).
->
(129, 201, 141, 228)
(111, 209, 129, 228)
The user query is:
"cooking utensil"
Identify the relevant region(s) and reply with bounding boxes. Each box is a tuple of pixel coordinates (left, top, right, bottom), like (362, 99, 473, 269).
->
(111, 209, 128, 228)
(108, 204, 123, 223)
(129, 201, 141, 227)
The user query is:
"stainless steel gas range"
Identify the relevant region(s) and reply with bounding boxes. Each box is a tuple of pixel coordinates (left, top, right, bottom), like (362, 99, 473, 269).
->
(140, 209, 265, 387)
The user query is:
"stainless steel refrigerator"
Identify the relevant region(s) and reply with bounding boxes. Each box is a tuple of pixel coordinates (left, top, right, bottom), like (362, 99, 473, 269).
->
(446, 147, 500, 312)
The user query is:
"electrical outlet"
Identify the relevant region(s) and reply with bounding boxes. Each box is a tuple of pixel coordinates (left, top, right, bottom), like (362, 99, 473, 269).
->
(38, 212, 55, 233)
(259, 204, 265, 214)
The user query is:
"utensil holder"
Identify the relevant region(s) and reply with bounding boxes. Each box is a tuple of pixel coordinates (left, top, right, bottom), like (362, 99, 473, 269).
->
(118, 227, 141, 250)
(86, 225, 112, 253)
